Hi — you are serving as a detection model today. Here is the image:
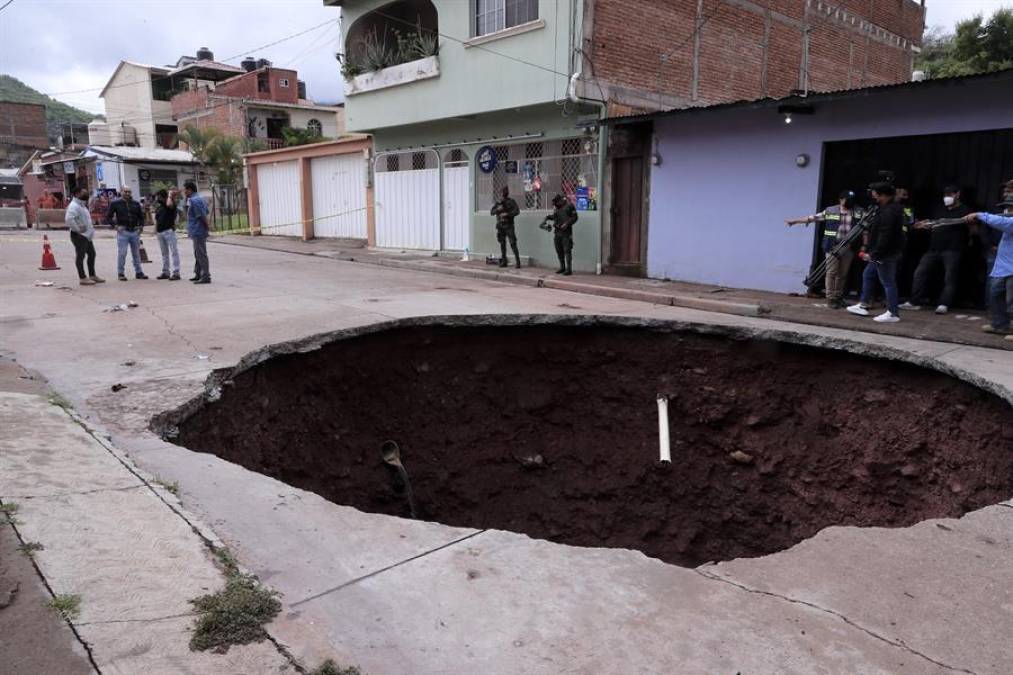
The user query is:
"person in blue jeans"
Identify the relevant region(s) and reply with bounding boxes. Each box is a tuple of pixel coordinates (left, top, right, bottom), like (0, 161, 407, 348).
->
(106, 186, 148, 281)
(847, 182, 905, 323)
(184, 181, 211, 284)
(965, 198, 1013, 342)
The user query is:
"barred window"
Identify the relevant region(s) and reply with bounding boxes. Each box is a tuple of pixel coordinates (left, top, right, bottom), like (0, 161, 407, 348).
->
(475, 137, 597, 212)
(444, 148, 469, 167)
(377, 150, 439, 173)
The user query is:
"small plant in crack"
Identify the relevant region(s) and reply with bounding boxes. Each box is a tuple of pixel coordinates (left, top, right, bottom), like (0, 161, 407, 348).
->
(188, 572, 281, 653)
(309, 659, 363, 675)
(153, 477, 180, 496)
(19, 541, 44, 557)
(0, 502, 21, 525)
(47, 393, 74, 410)
(47, 594, 81, 620)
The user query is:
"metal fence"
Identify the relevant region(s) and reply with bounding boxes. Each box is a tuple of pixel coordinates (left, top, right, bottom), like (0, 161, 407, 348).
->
(475, 137, 598, 211)
(210, 184, 249, 233)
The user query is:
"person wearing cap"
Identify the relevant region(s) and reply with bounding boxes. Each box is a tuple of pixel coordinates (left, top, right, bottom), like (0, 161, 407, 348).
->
(546, 193, 578, 275)
(900, 185, 972, 314)
(847, 182, 904, 322)
(786, 189, 864, 309)
(965, 195, 1013, 342)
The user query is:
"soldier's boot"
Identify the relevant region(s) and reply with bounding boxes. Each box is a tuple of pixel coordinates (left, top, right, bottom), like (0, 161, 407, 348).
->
(498, 242, 508, 267)
(555, 253, 566, 274)
(511, 243, 521, 269)
(564, 251, 573, 276)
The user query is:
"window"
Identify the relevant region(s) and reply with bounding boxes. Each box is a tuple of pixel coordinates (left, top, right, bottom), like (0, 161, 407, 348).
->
(475, 137, 597, 212)
(475, 0, 537, 37)
(306, 118, 322, 136)
(279, 78, 290, 87)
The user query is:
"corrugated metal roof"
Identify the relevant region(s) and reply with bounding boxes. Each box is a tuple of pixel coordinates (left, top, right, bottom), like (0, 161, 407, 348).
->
(603, 67, 1013, 125)
(86, 146, 196, 163)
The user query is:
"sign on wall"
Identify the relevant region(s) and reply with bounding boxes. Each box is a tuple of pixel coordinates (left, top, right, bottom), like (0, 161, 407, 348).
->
(476, 145, 497, 174)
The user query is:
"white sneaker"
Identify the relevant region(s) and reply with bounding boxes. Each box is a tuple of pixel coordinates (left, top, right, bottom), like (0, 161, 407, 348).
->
(846, 304, 870, 316)
(874, 311, 901, 323)
(899, 301, 920, 310)
(935, 304, 948, 315)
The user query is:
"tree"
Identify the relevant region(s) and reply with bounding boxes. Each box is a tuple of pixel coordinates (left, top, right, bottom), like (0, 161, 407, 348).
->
(281, 126, 325, 147)
(178, 125, 243, 186)
(916, 9, 1013, 78)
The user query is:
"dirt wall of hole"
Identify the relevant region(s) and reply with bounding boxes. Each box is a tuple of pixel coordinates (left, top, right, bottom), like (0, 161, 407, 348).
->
(175, 325, 1013, 567)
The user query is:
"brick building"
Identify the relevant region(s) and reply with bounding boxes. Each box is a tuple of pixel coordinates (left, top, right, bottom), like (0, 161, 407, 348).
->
(584, 0, 926, 115)
(0, 101, 49, 168)
(171, 62, 345, 150)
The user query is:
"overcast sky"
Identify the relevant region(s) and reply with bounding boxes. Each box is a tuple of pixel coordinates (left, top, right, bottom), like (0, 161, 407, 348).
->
(0, 0, 1009, 119)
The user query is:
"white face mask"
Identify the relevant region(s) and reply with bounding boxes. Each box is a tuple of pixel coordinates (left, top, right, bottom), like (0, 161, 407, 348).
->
(943, 196, 955, 206)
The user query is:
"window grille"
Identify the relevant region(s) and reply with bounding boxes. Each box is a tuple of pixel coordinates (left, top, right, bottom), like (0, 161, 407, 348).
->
(444, 148, 469, 167)
(376, 150, 439, 173)
(475, 137, 597, 212)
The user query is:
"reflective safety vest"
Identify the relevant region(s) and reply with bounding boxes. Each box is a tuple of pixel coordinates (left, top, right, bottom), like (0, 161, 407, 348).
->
(902, 206, 914, 233)
(817, 205, 863, 252)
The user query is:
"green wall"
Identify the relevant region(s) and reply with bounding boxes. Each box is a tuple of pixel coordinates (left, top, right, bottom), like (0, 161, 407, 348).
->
(340, 0, 580, 132)
(374, 104, 602, 273)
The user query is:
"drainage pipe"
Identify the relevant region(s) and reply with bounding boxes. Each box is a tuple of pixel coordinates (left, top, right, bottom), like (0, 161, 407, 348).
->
(657, 396, 671, 463)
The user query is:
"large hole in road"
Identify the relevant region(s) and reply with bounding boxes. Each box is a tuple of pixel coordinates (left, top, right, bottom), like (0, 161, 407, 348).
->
(173, 323, 1013, 567)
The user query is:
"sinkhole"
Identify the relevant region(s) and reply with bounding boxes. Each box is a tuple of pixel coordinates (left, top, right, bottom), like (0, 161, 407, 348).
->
(169, 320, 1013, 567)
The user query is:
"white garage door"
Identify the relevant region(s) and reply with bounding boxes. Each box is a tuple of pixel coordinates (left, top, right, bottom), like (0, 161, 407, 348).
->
(257, 160, 302, 237)
(375, 150, 440, 250)
(310, 154, 367, 239)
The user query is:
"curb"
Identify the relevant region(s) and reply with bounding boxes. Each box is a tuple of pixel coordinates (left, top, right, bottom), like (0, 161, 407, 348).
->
(210, 237, 769, 318)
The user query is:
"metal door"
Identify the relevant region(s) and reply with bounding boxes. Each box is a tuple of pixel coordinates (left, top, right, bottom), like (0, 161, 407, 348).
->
(257, 160, 302, 237)
(441, 148, 470, 251)
(310, 154, 367, 238)
(374, 150, 440, 250)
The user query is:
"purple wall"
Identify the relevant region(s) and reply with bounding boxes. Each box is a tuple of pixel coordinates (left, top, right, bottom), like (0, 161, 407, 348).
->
(647, 75, 1013, 293)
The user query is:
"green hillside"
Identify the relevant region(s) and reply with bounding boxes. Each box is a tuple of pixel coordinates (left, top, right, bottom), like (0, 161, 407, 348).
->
(0, 74, 100, 139)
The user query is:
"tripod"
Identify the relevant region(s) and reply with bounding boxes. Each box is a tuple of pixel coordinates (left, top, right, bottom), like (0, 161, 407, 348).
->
(803, 206, 879, 289)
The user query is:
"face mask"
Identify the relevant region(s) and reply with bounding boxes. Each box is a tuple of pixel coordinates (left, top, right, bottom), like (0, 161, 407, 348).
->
(943, 196, 955, 207)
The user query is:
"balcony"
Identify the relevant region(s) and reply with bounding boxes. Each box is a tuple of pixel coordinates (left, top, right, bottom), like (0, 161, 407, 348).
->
(341, 0, 440, 96)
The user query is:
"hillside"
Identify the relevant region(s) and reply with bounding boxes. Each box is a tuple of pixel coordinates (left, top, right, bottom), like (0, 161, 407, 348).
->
(0, 74, 100, 140)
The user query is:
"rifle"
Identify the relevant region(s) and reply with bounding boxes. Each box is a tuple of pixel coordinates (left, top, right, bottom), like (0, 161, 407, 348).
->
(803, 206, 878, 289)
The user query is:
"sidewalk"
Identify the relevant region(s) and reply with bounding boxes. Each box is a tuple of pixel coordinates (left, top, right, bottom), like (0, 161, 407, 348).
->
(0, 358, 290, 675)
(211, 233, 1013, 352)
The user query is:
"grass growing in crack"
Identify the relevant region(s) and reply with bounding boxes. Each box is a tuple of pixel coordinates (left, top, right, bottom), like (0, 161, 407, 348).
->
(152, 477, 180, 496)
(309, 659, 362, 675)
(47, 594, 81, 620)
(0, 502, 21, 525)
(188, 545, 279, 653)
(19, 541, 44, 556)
(189, 573, 281, 653)
(47, 393, 74, 410)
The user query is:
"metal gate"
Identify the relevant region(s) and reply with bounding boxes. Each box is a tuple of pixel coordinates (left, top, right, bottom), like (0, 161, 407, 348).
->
(441, 148, 470, 251)
(310, 154, 367, 239)
(374, 149, 440, 250)
(257, 160, 302, 236)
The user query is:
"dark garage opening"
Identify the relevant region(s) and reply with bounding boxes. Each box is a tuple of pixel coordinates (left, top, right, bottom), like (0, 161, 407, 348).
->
(816, 127, 1013, 302)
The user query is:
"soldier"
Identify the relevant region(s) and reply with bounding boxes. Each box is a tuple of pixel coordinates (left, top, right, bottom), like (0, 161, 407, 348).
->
(491, 186, 521, 268)
(547, 193, 578, 275)
(786, 189, 864, 309)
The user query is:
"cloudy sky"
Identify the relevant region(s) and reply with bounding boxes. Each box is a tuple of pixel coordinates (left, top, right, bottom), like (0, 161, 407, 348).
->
(0, 0, 1009, 118)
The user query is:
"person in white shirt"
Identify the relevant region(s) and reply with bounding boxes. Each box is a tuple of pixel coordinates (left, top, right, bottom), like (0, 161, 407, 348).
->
(65, 188, 105, 286)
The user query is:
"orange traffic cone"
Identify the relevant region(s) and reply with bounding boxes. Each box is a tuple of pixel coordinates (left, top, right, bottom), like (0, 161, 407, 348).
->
(39, 235, 60, 271)
(139, 238, 151, 263)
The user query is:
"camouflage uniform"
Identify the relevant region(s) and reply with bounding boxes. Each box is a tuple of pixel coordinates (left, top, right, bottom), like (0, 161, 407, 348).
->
(491, 196, 521, 268)
(548, 200, 578, 275)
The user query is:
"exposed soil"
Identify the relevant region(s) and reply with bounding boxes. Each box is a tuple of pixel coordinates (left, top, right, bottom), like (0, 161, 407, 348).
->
(175, 325, 1013, 567)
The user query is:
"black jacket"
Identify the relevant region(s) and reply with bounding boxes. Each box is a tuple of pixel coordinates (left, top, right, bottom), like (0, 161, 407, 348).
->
(106, 198, 145, 230)
(868, 201, 905, 260)
(154, 200, 178, 232)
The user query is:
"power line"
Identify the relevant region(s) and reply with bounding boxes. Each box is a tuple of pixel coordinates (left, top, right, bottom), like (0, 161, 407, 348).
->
(41, 18, 336, 98)
(0, 0, 15, 13)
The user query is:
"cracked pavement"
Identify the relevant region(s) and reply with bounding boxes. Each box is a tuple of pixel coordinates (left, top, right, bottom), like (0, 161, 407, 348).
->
(1, 233, 1011, 674)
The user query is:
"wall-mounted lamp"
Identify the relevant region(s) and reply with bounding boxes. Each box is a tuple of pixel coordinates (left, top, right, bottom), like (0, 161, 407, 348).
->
(795, 153, 810, 168)
(777, 103, 815, 125)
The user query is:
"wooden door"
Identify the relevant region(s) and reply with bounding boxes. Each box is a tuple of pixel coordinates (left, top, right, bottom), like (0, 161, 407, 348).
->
(610, 155, 645, 275)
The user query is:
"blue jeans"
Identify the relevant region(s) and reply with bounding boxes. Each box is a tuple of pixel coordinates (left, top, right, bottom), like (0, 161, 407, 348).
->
(984, 249, 997, 308)
(987, 274, 1013, 330)
(116, 229, 142, 276)
(157, 229, 180, 275)
(860, 255, 900, 315)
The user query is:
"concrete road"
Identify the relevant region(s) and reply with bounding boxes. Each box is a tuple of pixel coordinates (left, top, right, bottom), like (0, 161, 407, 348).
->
(1, 232, 1011, 674)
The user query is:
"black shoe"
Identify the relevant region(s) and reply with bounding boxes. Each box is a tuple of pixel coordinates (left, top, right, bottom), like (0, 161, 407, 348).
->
(498, 260, 508, 268)
(135, 273, 149, 280)
(563, 270, 572, 276)
(189, 275, 200, 282)
(157, 273, 170, 280)
(118, 274, 128, 281)
(515, 261, 522, 269)
(556, 268, 566, 274)
(194, 278, 212, 285)
(170, 274, 181, 281)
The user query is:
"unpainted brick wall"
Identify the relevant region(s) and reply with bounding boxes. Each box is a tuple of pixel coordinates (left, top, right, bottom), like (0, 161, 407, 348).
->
(589, 0, 925, 113)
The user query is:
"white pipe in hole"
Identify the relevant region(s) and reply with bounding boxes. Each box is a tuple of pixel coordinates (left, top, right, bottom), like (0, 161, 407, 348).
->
(657, 396, 671, 463)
